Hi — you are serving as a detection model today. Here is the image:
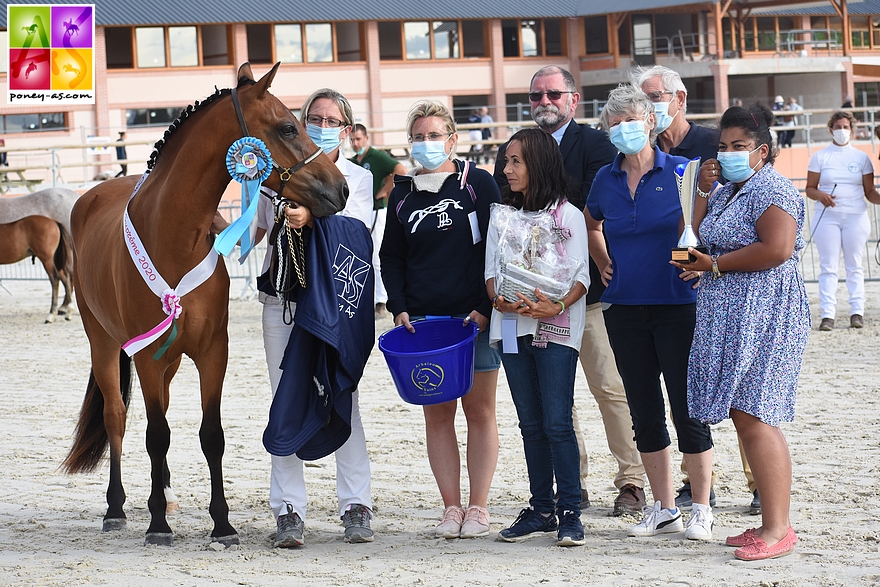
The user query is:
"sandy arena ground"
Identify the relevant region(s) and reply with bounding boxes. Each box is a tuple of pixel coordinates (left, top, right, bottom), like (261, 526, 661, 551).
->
(0, 278, 879, 587)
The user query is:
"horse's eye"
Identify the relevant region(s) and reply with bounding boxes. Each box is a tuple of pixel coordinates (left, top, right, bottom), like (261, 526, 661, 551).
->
(281, 125, 297, 137)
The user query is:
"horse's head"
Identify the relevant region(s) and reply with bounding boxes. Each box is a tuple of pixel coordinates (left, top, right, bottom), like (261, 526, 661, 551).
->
(234, 63, 348, 217)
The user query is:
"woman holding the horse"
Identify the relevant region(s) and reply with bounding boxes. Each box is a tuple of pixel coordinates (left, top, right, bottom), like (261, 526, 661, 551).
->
(257, 88, 375, 548)
(485, 128, 589, 547)
(380, 100, 501, 539)
(673, 103, 810, 560)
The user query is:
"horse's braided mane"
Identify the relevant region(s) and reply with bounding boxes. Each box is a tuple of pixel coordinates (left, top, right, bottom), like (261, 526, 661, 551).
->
(146, 78, 256, 170)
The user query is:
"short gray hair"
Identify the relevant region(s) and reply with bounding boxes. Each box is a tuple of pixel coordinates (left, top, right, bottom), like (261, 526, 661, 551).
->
(599, 83, 655, 134)
(530, 65, 577, 93)
(632, 65, 687, 96)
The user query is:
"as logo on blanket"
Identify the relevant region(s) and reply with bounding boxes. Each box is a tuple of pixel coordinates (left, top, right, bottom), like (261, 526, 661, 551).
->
(333, 244, 370, 318)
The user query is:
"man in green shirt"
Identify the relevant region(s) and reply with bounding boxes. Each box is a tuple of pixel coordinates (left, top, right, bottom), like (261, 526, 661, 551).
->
(349, 124, 407, 317)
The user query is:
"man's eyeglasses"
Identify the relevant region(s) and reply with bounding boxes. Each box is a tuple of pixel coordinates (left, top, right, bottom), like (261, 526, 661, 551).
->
(409, 132, 451, 142)
(645, 90, 674, 102)
(306, 114, 347, 128)
(528, 90, 574, 102)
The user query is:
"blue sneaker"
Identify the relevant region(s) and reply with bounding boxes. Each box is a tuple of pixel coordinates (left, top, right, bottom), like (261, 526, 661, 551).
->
(497, 507, 557, 542)
(556, 510, 585, 547)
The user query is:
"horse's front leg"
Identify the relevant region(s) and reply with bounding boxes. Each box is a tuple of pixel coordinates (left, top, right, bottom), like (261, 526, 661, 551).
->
(195, 335, 238, 546)
(134, 357, 174, 546)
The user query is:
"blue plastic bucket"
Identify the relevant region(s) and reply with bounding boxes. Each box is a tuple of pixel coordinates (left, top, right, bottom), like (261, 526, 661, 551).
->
(378, 317, 479, 405)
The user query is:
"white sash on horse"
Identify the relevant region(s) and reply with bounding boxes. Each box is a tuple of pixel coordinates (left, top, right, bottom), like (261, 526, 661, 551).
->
(121, 171, 218, 357)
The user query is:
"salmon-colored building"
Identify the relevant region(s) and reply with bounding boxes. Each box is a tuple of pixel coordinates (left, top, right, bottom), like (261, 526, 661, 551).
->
(0, 0, 878, 183)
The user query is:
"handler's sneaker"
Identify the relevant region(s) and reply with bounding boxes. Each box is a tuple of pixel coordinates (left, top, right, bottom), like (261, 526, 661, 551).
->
(685, 503, 714, 541)
(341, 504, 374, 543)
(497, 507, 557, 542)
(274, 503, 304, 548)
(628, 501, 683, 537)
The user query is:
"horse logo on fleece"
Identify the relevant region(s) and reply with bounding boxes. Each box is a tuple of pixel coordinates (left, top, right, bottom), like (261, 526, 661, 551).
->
(332, 243, 370, 316)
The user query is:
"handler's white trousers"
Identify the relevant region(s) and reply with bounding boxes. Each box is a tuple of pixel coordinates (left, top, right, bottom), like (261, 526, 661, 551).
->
(371, 208, 388, 305)
(261, 293, 372, 521)
(812, 208, 870, 319)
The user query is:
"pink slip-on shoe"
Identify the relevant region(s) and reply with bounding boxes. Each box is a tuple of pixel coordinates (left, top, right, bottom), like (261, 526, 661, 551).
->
(436, 505, 465, 539)
(726, 528, 757, 547)
(734, 527, 798, 561)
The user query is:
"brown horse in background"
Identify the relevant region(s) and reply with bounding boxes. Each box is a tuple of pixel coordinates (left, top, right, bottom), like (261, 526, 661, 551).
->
(0, 215, 74, 322)
(62, 62, 347, 546)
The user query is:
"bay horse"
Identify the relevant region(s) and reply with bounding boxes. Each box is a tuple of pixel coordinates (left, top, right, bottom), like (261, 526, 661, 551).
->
(62, 62, 347, 547)
(0, 215, 74, 322)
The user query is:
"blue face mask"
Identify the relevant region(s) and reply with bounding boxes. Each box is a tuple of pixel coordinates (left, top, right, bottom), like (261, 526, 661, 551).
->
(411, 138, 450, 170)
(355, 146, 367, 156)
(717, 146, 761, 183)
(609, 120, 649, 155)
(306, 124, 342, 154)
(652, 101, 677, 133)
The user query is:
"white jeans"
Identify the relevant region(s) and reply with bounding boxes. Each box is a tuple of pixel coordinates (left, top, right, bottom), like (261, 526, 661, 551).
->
(371, 208, 387, 304)
(261, 294, 372, 520)
(812, 208, 870, 318)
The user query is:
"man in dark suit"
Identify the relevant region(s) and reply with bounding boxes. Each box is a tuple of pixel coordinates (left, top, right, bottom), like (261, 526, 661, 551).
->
(494, 65, 647, 516)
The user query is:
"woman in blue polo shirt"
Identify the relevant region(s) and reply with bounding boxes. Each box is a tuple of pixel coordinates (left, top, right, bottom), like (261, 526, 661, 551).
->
(585, 83, 714, 542)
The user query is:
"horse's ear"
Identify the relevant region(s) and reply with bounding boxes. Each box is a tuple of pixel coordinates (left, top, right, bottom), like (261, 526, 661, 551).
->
(236, 62, 254, 87)
(253, 62, 281, 99)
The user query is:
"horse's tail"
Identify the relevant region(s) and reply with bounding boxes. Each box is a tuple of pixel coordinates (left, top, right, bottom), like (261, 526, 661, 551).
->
(62, 351, 132, 474)
(53, 222, 73, 277)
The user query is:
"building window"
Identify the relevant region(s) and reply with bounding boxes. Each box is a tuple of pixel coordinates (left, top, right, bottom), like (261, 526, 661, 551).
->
(2, 113, 67, 133)
(404, 21, 431, 59)
(247, 24, 273, 63)
(110, 25, 230, 69)
(169, 26, 198, 67)
(381, 20, 484, 60)
(461, 20, 486, 57)
(502, 19, 564, 57)
(105, 27, 134, 68)
(336, 22, 363, 62)
(275, 24, 303, 63)
(252, 22, 361, 64)
(136, 27, 166, 68)
(584, 16, 609, 55)
(851, 16, 870, 48)
(201, 25, 230, 65)
(125, 107, 184, 128)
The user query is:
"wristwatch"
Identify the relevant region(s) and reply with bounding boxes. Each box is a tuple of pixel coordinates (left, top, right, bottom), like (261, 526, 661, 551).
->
(711, 255, 723, 279)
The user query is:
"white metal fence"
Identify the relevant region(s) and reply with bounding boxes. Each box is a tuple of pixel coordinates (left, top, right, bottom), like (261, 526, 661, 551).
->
(3, 194, 880, 289)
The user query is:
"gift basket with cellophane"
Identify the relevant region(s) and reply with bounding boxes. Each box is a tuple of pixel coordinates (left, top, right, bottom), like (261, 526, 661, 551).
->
(490, 203, 585, 305)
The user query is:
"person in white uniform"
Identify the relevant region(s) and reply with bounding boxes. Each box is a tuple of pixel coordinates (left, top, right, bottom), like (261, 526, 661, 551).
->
(258, 88, 374, 547)
(806, 110, 880, 331)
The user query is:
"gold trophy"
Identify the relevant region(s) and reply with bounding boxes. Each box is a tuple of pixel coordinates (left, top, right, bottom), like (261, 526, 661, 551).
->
(671, 157, 708, 263)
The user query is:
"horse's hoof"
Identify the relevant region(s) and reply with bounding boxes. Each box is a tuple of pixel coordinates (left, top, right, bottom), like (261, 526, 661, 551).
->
(144, 532, 174, 546)
(44, 315, 55, 324)
(212, 534, 240, 548)
(102, 518, 127, 532)
(65, 313, 72, 321)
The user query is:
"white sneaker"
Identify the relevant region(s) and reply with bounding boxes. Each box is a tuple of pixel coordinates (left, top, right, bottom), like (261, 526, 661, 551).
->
(685, 503, 714, 541)
(628, 501, 683, 537)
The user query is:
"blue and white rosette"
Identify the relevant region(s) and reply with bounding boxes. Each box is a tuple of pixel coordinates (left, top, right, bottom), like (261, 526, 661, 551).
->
(214, 137, 274, 262)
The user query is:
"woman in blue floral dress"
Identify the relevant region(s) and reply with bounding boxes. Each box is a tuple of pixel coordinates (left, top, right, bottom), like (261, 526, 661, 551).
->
(672, 103, 810, 562)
